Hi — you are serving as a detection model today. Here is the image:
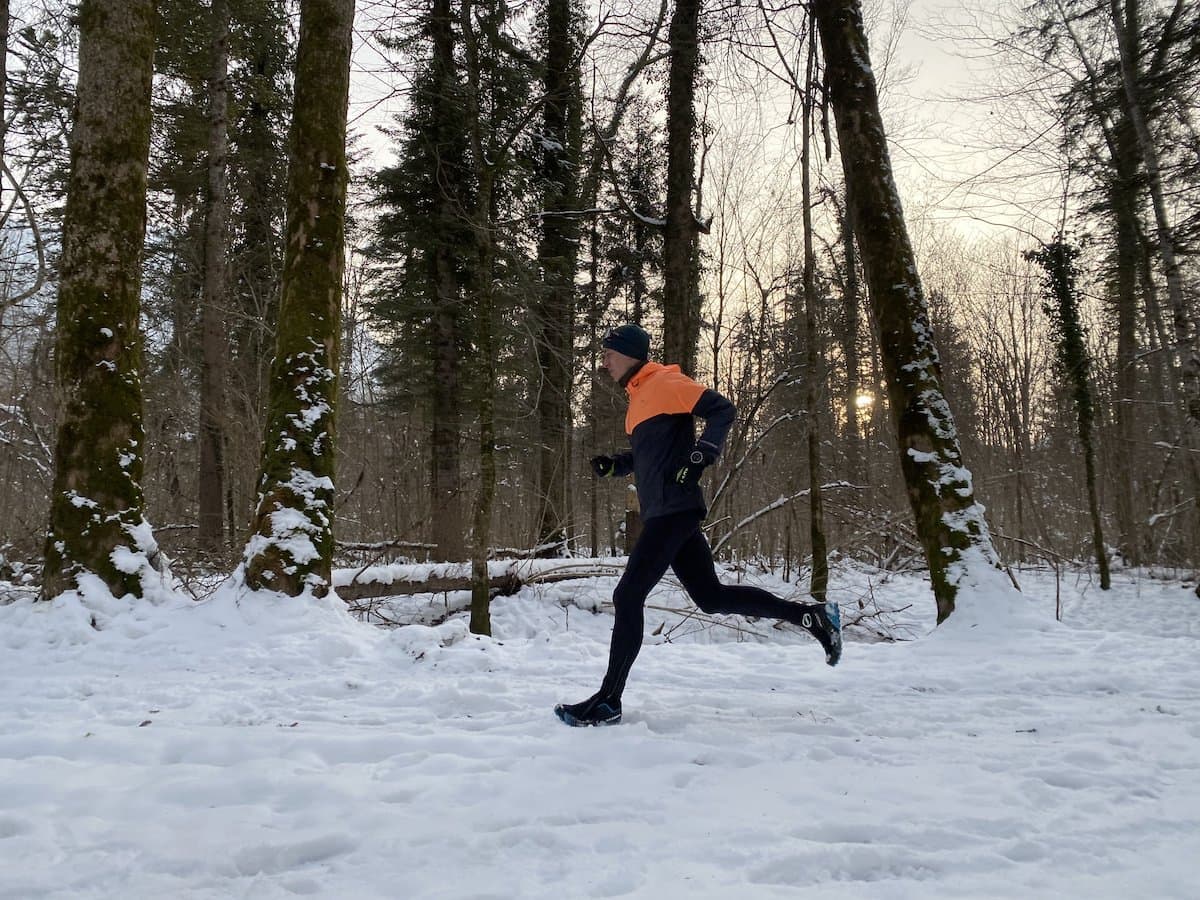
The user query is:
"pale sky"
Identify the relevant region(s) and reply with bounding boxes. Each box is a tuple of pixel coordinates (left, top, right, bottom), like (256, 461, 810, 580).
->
(343, 0, 1062, 251)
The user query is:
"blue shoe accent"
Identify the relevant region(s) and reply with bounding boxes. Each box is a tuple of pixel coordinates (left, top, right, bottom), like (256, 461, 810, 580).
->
(796, 601, 843, 666)
(823, 600, 843, 667)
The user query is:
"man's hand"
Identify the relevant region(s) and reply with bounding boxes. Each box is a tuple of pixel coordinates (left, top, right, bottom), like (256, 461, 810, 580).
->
(673, 444, 718, 486)
(591, 455, 617, 478)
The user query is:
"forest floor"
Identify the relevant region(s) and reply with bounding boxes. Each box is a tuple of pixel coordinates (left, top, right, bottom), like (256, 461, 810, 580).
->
(1, 559, 1197, 899)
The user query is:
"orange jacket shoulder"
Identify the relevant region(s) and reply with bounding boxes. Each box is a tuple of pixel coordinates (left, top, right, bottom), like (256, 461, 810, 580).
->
(625, 364, 706, 434)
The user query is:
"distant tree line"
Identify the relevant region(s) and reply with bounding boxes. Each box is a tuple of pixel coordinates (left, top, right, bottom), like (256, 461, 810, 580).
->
(0, 0, 1196, 620)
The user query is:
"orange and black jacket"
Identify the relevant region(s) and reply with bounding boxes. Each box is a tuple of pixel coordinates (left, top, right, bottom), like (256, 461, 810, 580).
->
(610, 361, 735, 520)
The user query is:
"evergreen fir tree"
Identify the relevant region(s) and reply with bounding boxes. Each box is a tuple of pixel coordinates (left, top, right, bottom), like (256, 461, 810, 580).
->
(367, 0, 536, 561)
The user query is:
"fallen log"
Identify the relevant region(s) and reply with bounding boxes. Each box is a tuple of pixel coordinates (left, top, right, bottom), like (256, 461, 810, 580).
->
(334, 562, 622, 603)
(336, 570, 524, 603)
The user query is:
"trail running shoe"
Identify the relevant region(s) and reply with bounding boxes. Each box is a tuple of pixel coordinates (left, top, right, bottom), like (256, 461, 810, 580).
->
(554, 694, 622, 727)
(798, 601, 842, 667)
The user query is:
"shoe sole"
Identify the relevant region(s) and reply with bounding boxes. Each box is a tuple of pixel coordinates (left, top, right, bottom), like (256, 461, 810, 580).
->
(554, 705, 622, 727)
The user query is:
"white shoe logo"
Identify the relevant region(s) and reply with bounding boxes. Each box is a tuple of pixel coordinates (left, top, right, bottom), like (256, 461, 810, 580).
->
(801, 613, 813, 628)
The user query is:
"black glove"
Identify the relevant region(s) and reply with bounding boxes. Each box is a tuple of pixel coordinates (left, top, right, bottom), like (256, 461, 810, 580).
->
(591, 455, 617, 478)
(673, 444, 718, 486)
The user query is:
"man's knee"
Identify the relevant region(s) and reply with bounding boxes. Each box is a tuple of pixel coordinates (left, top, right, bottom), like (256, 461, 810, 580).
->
(612, 579, 645, 614)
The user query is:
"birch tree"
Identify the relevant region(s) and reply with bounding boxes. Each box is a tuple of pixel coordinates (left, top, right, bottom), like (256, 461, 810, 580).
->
(242, 0, 354, 596)
(42, 0, 158, 601)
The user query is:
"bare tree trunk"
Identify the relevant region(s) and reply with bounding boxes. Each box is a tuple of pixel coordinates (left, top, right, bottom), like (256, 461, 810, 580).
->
(42, 0, 157, 601)
(1, 0, 8, 213)
(587, 216, 602, 554)
(430, 291, 464, 561)
(1110, 0, 1199, 425)
(243, 0, 354, 597)
(469, 192, 496, 632)
(427, 0, 465, 563)
(533, 0, 582, 556)
(461, 0, 496, 634)
(662, 0, 702, 374)
(801, 31, 828, 601)
(813, 0, 998, 621)
(836, 192, 863, 483)
(1110, 0, 1200, 563)
(198, 0, 230, 552)
(1111, 116, 1141, 565)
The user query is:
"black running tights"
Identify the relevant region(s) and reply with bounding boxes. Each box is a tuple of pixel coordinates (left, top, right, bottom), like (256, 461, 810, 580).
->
(598, 510, 807, 701)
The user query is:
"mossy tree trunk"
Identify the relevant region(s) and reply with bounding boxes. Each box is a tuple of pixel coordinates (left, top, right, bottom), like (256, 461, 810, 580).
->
(813, 0, 998, 622)
(41, 0, 157, 602)
(243, 0, 354, 597)
(1026, 239, 1111, 591)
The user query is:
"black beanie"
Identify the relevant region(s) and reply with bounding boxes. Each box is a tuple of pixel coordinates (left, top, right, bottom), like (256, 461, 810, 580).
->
(602, 324, 650, 360)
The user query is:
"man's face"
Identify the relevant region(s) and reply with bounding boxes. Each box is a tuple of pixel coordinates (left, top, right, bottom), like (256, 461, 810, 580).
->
(601, 347, 640, 383)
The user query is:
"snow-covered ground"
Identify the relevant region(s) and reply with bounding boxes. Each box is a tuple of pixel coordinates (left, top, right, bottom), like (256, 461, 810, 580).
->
(1, 561, 1197, 899)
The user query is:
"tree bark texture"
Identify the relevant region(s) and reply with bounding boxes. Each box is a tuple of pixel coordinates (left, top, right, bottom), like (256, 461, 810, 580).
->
(801, 33, 828, 601)
(461, 4, 497, 633)
(469, 203, 497, 630)
(429, 286, 465, 562)
(1, 0, 8, 211)
(1027, 240, 1111, 591)
(427, 0, 465, 562)
(838, 194, 863, 483)
(243, 0, 354, 597)
(226, 4, 291, 542)
(813, 0, 997, 622)
(534, 0, 582, 554)
(1111, 115, 1141, 565)
(198, 0, 230, 550)
(42, 0, 157, 601)
(469, 298, 497, 632)
(662, 0, 702, 375)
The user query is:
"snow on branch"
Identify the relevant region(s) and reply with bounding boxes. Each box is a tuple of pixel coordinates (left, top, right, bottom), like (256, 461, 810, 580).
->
(712, 481, 862, 555)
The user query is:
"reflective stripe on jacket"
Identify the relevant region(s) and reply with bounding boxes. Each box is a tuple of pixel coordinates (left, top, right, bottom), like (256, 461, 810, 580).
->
(610, 362, 735, 520)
